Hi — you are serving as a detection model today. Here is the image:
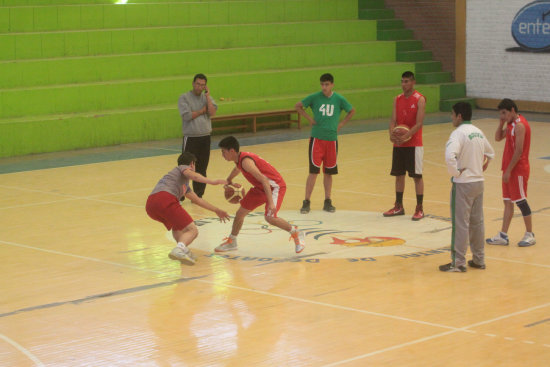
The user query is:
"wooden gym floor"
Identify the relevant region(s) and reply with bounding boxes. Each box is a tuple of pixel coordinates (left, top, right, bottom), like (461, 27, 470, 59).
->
(1, 113, 549, 366)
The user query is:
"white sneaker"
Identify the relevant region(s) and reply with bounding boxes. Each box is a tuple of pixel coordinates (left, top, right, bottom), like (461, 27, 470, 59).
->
(486, 232, 509, 246)
(518, 232, 536, 247)
(168, 247, 197, 265)
(290, 227, 305, 253)
(215, 237, 238, 252)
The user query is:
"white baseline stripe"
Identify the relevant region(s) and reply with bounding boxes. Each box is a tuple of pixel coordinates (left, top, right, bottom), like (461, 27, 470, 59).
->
(0, 240, 168, 276)
(322, 301, 550, 367)
(484, 256, 550, 269)
(0, 184, 147, 210)
(2, 239, 550, 365)
(321, 329, 458, 367)
(0, 240, 455, 331)
(0, 333, 45, 367)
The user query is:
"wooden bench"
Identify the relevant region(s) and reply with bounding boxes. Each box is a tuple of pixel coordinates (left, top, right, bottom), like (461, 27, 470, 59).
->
(211, 109, 301, 133)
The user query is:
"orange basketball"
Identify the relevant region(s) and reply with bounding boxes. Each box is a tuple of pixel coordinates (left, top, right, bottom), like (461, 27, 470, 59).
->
(392, 124, 411, 142)
(224, 184, 245, 204)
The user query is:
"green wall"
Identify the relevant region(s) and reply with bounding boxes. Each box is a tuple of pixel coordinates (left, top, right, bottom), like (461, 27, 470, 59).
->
(0, 0, 442, 157)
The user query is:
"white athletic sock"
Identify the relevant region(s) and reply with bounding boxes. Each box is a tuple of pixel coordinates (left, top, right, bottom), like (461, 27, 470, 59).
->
(290, 226, 298, 234)
(177, 242, 189, 252)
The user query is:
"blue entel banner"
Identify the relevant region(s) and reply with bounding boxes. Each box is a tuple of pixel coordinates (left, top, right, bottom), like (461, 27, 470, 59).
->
(511, 1, 550, 51)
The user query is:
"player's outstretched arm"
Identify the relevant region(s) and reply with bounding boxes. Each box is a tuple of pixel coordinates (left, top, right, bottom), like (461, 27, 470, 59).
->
(185, 191, 231, 223)
(226, 167, 241, 185)
(184, 169, 227, 186)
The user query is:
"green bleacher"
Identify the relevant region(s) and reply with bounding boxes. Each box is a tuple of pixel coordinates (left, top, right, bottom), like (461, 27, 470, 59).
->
(359, 0, 474, 112)
(1, 0, 445, 157)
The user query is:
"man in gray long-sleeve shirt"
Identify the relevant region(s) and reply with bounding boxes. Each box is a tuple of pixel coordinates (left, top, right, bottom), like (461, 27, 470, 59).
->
(178, 73, 218, 198)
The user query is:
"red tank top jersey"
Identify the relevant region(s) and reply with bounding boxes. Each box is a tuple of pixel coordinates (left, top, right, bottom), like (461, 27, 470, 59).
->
(502, 114, 531, 176)
(394, 91, 424, 147)
(237, 152, 286, 189)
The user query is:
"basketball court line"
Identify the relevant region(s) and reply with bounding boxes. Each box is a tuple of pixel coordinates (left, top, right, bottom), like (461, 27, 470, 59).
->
(0, 239, 457, 330)
(0, 333, 45, 367)
(6, 184, 549, 219)
(0, 276, 208, 319)
(1, 183, 548, 269)
(0, 184, 149, 210)
(0, 181, 504, 213)
(321, 301, 550, 367)
(525, 318, 550, 327)
(484, 255, 550, 268)
(2, 238, 549, 335)
(2, 237, 550, 366)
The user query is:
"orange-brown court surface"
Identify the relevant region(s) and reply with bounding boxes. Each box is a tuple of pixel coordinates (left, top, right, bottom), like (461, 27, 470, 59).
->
(1, 113, 549, 366)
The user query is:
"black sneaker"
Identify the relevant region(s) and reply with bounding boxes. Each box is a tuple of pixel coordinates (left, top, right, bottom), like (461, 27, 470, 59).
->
(467, 260, 486, 269)
(439, 263, 467, 272)
(323, 199, 336, 213)
(300, 199, 311, 214)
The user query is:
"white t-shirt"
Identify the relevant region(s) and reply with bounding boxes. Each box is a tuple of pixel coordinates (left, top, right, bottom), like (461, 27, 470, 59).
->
(445, 122, 495, 183)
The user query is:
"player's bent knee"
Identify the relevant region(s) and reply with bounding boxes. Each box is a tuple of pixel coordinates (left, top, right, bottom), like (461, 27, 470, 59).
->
(235, 206, 251, 219)
(515, 199, 532, 216)
(184, 222, 199, 238)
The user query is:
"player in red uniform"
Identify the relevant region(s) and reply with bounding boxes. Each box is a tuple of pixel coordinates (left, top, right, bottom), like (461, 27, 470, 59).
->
(486, 98, 535, 247)
(215, 136, 306, 253)
(383, 71, 426, 220)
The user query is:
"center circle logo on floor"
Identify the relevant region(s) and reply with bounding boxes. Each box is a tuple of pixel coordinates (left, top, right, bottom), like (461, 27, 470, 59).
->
(175, 210, 450, 260)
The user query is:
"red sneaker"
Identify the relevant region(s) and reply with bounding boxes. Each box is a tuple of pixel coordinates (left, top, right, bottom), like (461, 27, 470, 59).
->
(383, 204, 404, 217)
(412, 205, 424, 221)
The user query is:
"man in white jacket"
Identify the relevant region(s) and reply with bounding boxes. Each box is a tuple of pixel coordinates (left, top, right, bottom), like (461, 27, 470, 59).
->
(439, 102, 495, 272)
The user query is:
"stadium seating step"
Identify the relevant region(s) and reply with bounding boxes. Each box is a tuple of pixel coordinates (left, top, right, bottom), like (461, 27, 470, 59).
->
(416, 72, 453, 84)
(397, 50, 433, 62)
(359, 9, 395, 20)
(440, 97, 477, 112)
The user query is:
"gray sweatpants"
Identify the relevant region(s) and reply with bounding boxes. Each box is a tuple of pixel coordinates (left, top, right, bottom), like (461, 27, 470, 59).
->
(450, 181, 485, 267)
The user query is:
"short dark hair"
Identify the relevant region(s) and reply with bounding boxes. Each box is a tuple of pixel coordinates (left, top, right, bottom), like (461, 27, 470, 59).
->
(401, 71, 415, 80)
(452, 102, 472, 121)
(193, 73, 207, 83)
(177, 152, 197, 166)
(320, 73, 334, 83)
(497, 98, 518, 112)
(218, 136, 240, 152)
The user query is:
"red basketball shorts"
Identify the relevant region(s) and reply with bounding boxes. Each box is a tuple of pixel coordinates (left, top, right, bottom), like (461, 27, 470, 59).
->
(146, 191, 193, 231)
(240, 185, 286, 217)
(309, 137, 338, 174)
(502, 173, 529, 202)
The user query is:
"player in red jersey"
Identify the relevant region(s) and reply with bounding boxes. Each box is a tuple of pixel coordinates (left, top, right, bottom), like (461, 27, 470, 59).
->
(486, 98, 535, 247)
(383, 71, 426, 220)
(215, 136, 305, 253)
